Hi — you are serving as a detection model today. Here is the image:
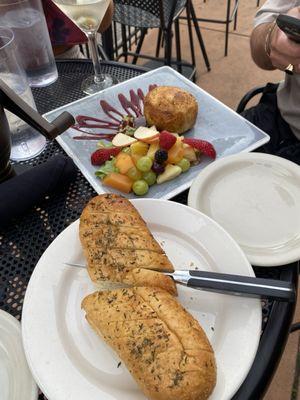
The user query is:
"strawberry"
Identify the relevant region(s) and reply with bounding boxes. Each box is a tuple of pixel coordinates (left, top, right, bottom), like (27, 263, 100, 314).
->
(91, 147, 121, 166)
(182, 138, 216, 159)
(159, 131, 177, 150)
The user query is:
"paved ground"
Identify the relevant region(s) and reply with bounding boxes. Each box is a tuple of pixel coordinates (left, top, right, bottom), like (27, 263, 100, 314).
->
(123, 0, 300, 398)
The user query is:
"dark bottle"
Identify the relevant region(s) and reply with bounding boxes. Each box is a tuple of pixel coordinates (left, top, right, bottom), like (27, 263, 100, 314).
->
(0, 79, 74, 183)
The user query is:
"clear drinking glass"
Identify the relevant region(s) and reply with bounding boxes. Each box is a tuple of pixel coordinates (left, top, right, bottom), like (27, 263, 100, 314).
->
(0, 28, 46, 161)
(0, 0, 58, 88)
(52, 0, 118, 94)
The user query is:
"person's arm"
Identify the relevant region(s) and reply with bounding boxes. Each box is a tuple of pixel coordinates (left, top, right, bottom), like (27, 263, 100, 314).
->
(250, 22, 276, 70)
(250, 6, 300, 72)
(99, 0, 114, 33)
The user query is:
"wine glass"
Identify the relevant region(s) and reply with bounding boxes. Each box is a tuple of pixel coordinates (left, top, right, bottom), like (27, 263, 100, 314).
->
(53, 0, 118, 94)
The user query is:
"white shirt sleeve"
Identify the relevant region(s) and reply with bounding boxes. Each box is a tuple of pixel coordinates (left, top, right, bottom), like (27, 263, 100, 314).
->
(254, 0, 299, 27)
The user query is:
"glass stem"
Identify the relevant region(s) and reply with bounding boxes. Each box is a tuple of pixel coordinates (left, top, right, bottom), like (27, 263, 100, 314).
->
(87, 31, 104, 83)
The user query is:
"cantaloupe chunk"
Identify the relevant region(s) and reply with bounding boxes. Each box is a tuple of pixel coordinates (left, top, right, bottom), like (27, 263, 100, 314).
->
(115, 152, 135, 174)
(103, 173, 133, 193)
(167, 139, 184, 164)
(131, 153, 142, 166)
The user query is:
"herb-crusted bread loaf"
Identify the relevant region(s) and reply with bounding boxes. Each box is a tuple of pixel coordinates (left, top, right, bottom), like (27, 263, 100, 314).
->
(82, 287, 216, 400)
(79, 194, 177, 295)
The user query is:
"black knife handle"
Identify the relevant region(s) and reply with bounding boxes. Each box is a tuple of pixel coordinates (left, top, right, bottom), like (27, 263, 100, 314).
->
(188, 270, 295, 302)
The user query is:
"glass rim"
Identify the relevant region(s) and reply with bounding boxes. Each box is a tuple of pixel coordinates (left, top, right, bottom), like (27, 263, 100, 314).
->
(0, 0, 29, 6)
(0, 27, 15, 60)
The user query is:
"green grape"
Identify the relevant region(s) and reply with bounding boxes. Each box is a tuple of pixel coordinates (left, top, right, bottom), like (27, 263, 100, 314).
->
(177, 158, 191, 172)
(136, 156, 153, 172)
(132, 180, 149, 196)
(143, 170, 157, 186)
(126, 167, 142, 181)
(122, 146, 131, 154)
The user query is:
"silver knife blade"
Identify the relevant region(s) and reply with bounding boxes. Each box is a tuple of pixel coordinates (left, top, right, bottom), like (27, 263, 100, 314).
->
(64, 263, 295, 301)
(65, 262, 86, 268)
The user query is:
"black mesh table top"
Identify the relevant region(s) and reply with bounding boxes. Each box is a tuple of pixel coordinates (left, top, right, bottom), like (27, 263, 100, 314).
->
(32, 59, 150, 115)
(0, 60, 298, 400)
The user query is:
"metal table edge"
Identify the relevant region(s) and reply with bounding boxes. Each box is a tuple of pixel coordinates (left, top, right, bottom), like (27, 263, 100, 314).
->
(54, 58, 151, 73)
(232, 262, 299, 399)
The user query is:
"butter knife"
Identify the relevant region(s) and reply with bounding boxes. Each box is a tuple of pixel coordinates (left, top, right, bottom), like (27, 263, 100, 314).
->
(65, 263, 295, 302)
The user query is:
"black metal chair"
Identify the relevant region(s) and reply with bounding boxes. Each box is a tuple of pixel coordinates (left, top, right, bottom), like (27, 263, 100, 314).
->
(181, 0, 239, 57)
(112, 0, 210, 81)
(236, 85, 265, 114)
(196, 0, 262, 56)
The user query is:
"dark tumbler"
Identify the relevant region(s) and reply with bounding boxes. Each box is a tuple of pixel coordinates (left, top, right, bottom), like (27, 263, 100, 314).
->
(0, 79, 75, 183)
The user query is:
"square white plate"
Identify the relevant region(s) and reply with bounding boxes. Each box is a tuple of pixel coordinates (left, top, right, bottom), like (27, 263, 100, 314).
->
(45, 66, 269, 199)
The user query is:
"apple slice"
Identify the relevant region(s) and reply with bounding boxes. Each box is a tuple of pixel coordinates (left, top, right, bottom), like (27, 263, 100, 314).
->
(157, 164, 182, 184)
(147, 136, 160, 144)
(112, 133, 137, 147)
(134, 126, 160, 143)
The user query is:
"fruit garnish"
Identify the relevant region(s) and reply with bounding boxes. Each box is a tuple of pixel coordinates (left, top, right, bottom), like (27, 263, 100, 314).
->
(83, 85, 218, 195)
(136, 156, 153, 172)
(147, 142, 160, 160)
(146, 136, 160, 145)
(115, 152, 135, 174)
(152, 161, 165, 174)
(167, 139, 184, 164)
(132, 180, 149, 196)
(91, 147, 121, 166)
(127, 167, 143, 181)
(119, 115, 135, 130)
(130, 141, 149, 156)
(154, 149, 168, 164)
(182, 138, 216, 159)
(156, 164, 182, 184)
(122, 146, 131, 154)
(118, 115, 137, 136)
(95, 158, 119, 179)
(182, 143, 197, 161)
(159, 130, 177, 150)
(142, 171, 157, 186)
(103, 172, 133, 193)
(177, 158, 191, 172)
(131, 153, 142, 166)
(112, 133, 137, 147)
(97, 140, 114, 148)
(134, 126, 160, 142)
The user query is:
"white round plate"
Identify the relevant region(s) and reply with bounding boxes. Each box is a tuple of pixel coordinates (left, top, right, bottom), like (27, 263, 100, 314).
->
(188, 153, 300, 267)
(22, 199, 261, 400)
(0, 310, 38, 400)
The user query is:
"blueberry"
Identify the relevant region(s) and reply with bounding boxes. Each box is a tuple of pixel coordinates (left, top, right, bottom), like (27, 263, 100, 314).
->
(152, 162, 165, 174)
(154, 149, 168, 164)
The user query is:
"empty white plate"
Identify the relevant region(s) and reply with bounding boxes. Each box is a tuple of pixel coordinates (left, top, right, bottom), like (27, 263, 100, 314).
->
(0, 310, 38, 400)
(188, 153, 300, 266)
